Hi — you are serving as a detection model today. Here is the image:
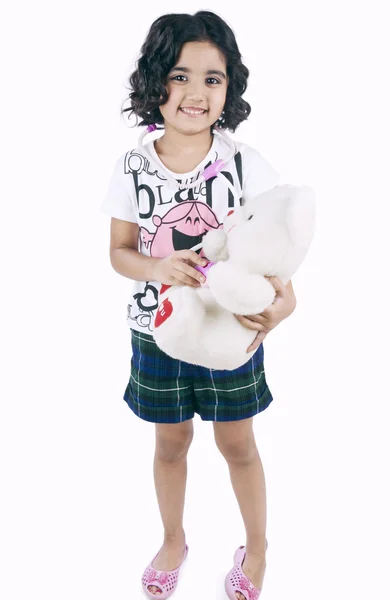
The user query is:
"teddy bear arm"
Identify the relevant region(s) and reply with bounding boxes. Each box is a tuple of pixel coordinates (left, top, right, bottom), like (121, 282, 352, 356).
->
(202, 228, 229, 262)
(207, 262, 276, 315)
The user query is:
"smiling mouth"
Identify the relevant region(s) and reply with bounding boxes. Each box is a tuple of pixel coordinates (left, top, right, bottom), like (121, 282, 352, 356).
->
(172, 228, 206, 253)
(179, 107, 208, 116)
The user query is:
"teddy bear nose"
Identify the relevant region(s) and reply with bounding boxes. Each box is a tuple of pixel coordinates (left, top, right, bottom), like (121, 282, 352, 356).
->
(227, 210, 235, 216)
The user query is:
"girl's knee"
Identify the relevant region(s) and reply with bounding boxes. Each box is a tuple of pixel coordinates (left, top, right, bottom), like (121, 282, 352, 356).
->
(216, 437, 257, 465)
(214, 421, 257, 464)
(155, 421, 194, 461)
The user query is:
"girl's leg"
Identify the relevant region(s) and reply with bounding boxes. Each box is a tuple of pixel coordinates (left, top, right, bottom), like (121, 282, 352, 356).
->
(147, 420, 194, 596)
(213, 417, 268, 594)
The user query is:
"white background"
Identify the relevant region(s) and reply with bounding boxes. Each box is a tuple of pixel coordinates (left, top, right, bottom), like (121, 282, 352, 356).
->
(1, 1, 389, 598)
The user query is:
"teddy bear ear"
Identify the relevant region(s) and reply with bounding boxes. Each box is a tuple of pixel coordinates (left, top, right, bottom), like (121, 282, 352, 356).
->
(286, 186, 316, 247)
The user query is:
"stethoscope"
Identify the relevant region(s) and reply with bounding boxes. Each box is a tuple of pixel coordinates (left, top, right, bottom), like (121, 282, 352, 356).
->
(139, 123, 241, 253)
(140, 123, 241, 197)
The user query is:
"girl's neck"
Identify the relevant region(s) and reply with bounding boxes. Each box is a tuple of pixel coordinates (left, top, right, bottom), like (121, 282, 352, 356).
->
(155, 123, 213, 158)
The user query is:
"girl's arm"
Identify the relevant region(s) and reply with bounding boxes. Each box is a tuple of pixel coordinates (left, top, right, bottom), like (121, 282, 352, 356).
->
(109, 218, 159, 282)
(286, 279, 296, 303)
(235, 276, 297, 352)
(109, 218, 206, 286)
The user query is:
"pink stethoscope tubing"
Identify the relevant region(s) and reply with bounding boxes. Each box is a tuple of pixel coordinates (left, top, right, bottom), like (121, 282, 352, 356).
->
(140, 124, 240, 198)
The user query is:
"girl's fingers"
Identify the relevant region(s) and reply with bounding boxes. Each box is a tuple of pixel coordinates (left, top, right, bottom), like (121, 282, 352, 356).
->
(172, 268, 201, 287)
(178, 250, 207, 266)
(247, 331, 268, 353)
(245, 313, 268, 325)
(174, 261, 205, 285)
(235, 314, 268, 331)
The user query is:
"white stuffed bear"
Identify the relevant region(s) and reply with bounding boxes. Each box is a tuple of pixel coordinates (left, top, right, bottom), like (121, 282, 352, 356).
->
(153, 184, 316, 370)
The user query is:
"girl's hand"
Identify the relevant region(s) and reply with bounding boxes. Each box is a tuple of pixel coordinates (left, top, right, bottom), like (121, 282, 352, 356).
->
(235, 277, 297, 353)
(152, 250, 208, 287)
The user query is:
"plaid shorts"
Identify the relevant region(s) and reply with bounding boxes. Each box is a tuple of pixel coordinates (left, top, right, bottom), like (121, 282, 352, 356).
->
(123, 330, 274, 424)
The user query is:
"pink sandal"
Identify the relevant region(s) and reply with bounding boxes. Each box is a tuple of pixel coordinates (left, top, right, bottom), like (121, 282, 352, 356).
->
(141, 544, 189, 599)
(225, 545, 263, 600)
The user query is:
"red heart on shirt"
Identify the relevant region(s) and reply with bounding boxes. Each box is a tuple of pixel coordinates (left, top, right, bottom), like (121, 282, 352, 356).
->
(155, 298, 173, 328)
(160, 284, 172, 295)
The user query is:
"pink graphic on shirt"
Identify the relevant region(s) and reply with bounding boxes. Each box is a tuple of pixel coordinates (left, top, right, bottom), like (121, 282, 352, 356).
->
(140, 201, 222, 258)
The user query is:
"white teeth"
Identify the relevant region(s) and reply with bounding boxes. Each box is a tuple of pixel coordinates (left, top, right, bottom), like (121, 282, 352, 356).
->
(180, 108, 206, 115)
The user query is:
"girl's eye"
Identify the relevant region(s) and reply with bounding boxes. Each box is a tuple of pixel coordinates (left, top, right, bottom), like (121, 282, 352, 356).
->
(248, 215, 254, 221)
(171, 75, 187, 82)
(170, 75, 221, 85)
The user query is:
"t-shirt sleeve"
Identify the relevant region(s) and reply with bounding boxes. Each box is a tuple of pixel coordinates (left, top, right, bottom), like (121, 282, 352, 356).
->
(241, 144, 281, 203)
(100, 152, 138, 222)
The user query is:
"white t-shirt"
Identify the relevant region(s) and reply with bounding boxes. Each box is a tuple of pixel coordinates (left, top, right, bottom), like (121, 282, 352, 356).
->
(101, 131, 281, 336)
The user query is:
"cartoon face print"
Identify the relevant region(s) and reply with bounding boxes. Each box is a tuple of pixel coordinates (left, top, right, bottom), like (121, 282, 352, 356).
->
(140, 201, 222, 258)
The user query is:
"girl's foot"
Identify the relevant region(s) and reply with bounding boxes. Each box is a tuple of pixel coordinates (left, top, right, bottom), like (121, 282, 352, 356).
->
(239, 553, 267, 596)
(147, 536, 187, 596)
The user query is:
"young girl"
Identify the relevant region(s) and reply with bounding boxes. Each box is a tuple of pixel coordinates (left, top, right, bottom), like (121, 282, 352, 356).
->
(101, 11, 296, 600)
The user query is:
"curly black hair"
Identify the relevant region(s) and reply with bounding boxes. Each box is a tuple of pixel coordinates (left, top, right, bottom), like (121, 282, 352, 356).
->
(121, 11, 251, 133)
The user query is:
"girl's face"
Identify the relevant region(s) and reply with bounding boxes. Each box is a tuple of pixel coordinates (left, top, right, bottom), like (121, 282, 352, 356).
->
(160, 41, 229, 136)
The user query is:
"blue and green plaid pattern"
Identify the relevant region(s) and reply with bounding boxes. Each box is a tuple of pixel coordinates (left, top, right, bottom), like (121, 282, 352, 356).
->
(123, 330, 274, 423)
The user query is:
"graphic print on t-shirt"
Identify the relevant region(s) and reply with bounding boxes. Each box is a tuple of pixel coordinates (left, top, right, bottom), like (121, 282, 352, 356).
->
(124, 146, 243, 221)
(140, 201, 223, 258)
(125, 146, 243, 332)
(126, 282, 159, 332)
(102, 136, 281, 336)
(124, 149, 168, 181)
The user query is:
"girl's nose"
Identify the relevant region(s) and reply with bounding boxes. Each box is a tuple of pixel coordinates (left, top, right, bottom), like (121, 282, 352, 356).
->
(186, 93, 205, 103)
(186, 83, 206, 102)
